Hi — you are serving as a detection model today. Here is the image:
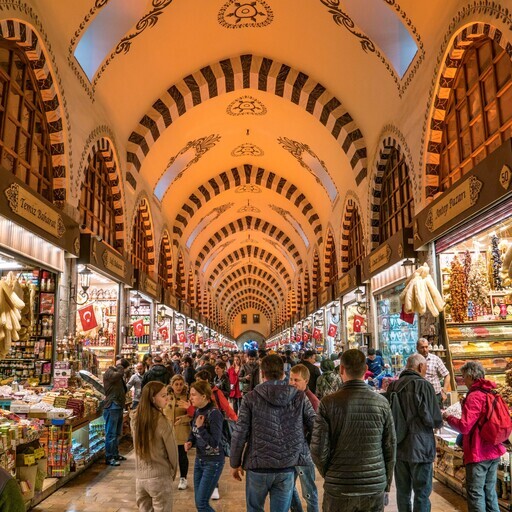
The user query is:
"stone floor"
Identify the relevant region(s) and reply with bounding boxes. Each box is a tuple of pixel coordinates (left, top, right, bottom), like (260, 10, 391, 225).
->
(31, 446, 468, 512)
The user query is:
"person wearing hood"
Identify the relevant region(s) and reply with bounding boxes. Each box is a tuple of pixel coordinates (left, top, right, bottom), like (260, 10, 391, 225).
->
(316, 359, 343, 400)
(443, 361, 506, 512)
(141, 355, 172, 389)
(230, 354, 316, 512)
(384, 353, 442, 512)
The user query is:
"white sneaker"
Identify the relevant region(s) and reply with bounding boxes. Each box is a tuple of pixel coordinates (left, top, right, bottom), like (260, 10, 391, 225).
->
(211, 487, 220, 500)
(178, 477, 187, 490)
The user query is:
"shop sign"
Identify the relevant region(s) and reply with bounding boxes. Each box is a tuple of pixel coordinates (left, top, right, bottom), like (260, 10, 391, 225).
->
(101, 248, 126, 279)
(338, 274, 352, 295)
(318, 287, 332, 308)
(500, 165, 511, 190)
(336, 265, 361, 296)
(307, 299, 317, 315)
(165, 290, 179, 310)
(425, 176, 483, 233)
(144, 276, 158, 298)
(369, 244, 392, 273)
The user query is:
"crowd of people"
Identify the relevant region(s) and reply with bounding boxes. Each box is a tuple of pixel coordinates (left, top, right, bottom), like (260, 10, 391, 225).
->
(99, 341, 509, 512)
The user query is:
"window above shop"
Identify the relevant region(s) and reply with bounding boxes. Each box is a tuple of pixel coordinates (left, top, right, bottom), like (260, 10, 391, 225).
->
(73, 0, 148, 81)
(343, 0, 418, 78)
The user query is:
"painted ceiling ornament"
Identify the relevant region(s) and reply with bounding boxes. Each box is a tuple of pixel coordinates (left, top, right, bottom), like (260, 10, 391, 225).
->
(231, 143, 264, 157)
(218, 1, 274, 29)
(238, 200, 260, 213)
(235, 184, 261, 193)
(227, 95, 267, 116)
(263, 237, 280, 249)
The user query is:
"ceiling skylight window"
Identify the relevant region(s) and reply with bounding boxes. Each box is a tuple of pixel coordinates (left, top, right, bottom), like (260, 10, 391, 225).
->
(74, 0, 147, 81)
(343, 0, 418, 78)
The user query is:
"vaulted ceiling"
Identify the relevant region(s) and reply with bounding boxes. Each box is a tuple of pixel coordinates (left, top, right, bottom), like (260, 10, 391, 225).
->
(32, 0, 469, 335)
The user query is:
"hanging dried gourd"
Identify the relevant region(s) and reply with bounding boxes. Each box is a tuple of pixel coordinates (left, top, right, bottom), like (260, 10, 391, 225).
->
(449, 255, 467, 322)
(467, 254, 490, 310)
(491, 235, 503, 291)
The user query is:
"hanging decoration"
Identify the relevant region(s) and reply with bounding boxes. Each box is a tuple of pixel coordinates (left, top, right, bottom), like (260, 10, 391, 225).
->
(448, 255, 467, 323)
(490, 235, 503, 291)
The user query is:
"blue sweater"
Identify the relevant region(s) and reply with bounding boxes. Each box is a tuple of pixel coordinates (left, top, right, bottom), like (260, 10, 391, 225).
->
(188, 402, 224, 462)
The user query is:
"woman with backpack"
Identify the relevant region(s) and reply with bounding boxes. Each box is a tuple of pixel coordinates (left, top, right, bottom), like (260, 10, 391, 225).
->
(184, 380, 224, 512)
(443, 361, 507, 512)
(316, 359, 343, 399)
(227, 354, 243, 414)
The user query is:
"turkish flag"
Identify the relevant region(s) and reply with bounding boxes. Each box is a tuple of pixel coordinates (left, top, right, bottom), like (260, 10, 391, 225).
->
(189, 333, 196, 344)
(178, 331, 186, 343)
(313, 327, 322, 340)
(400, 305, 415, 324)
(198, 334, 203, 344)
(133, 319, 145, 337)
(302, 332, 310, 342)
(78, 305, 97, 332)
(328, 324, 338, 337)
(353, 315, 365, 333)
(158, 326, 169, 340)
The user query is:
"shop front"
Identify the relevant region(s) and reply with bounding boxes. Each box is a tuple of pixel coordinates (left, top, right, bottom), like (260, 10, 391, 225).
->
(0, 174, 80, 386)
(361, 228, 417, 371)
(153, 289, 179, 353)
(130, 270, 160, 361)
(315, 286, 334, 355)
(76, 234, 133, 376)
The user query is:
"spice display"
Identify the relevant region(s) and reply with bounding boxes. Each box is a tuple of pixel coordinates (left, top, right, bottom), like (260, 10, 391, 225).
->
(449, 255, 467, 322)
(467, 254, 490, 311)
(490, 235, 503, 291)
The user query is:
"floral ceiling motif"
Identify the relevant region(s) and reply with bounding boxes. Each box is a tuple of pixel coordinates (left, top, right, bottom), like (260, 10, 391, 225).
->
(227, 95, 267, 116)
(231, 143, 264, 157)
(218, 1, 274, 29)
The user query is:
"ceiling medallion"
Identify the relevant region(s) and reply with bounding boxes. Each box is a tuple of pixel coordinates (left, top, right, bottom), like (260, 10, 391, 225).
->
(218, 1, 274, 29)
(236, 184, 261, 193)
(231, 143, 264, 157)
(227, 95, 267, 116)
(238, 200, 260, 213)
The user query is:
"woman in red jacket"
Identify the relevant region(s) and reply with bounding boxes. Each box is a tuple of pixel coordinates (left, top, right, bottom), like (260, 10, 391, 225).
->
(443, 361, 505, 512)
(227, 354, 243, 414)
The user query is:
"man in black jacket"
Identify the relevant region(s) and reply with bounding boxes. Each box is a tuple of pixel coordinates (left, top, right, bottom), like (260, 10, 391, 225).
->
(301, 350, 321, 396)
(103, 358, 130, 466)
(230, 354, 316, 512)
(384, 353, 442, 512)
(239, 350, 260, 395)
(141, 355, 172, 388)
(311, 349, 396, 512)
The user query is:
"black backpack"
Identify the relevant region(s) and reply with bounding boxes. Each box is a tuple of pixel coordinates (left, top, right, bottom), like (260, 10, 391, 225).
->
(388, 380, 415, 444)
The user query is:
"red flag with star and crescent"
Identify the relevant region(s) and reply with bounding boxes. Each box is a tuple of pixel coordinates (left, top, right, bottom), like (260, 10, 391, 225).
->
(78, 305, 97, 332)
(353, 315, 365, 333)
(133, 319, 144, 337)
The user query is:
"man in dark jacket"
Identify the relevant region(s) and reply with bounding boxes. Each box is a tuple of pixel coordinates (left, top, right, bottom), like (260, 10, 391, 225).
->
(141, 355, 172, 388)
(0, 466, 24, 511)
(239, 350, 260, 395)
(384, 353, 442, 512)
(301, 350, 321, 396)
(230, 354, 316, 512)
(311, 349, 396, 512)
(103, 358, 130, 466)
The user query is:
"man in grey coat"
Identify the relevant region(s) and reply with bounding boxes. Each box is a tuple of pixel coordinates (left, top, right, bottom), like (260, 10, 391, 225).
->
(311, 349, 396, 512)
(384, 353, 443, 512)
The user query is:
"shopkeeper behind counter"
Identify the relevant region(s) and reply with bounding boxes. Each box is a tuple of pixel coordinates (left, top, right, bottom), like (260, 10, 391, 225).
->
(417, 338, 451, 408)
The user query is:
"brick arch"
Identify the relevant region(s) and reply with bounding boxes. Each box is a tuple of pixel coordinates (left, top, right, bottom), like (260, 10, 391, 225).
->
(340, 194, 365, 272)
(206, 247, 291, 288)
(158, 230, 173, 289)
(196, 216, 302, 270)
(323, 229, 338, 286)
(224, 289, 279, 313)
(228, 301, 273, 323)
(312, 250, 320, 298)
(187, 269, 195, 306)
(296, 277, 303, 310)
(130, 196, 155, 274)
(424, 22, 509, 199)
(127, 54, 367, 184)
(0, 19, 69, 204)
(173, 164, 322, 243)
(82, 137, 125, 252)
(303, 268, 311, 304)
(218, 277, 281, 307)
(216, 266, 285, 299)
(175, 251, 185, 299)
(368, 136, 414, 249)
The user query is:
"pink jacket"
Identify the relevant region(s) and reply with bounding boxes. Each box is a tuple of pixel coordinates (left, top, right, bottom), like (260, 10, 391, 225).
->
(446, 379, 506, 464)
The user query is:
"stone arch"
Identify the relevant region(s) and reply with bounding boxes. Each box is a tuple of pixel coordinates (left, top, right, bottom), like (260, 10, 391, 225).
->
(0, 19, 69, 204)
(218, 277, 281, 307)
(340, 192, 366, 272)
(323, 229, 338, 286)
(216, 265, 285, 298)
(158, 230, 173, 289)
(130, 195, 155, 274)
(127, 54, 367, 184)
(424, 22, 511, 199)
(312, 250, 320, 297)
(173, 164, 323, 243)
(176, 252, 185, 299)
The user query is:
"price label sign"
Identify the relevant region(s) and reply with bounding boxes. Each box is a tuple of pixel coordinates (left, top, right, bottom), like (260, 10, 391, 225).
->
(34, 447, 45, 460)
(23, 454, 36, 466)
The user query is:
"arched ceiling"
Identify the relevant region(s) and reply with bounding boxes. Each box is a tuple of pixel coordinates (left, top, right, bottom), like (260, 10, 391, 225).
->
(35, 0, 460, 335)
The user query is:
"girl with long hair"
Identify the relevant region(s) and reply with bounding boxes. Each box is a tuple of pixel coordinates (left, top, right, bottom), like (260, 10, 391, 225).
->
(132, 381, 178, 512)
(164, 375, 192, 491)
(227, 354, 243, 414)
(184, 381, 224, 512)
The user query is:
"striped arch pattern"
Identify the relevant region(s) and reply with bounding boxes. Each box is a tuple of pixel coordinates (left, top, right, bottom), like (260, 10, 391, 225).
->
(187, 269, 195, 306)
(132, 197, 155, 273)
(323, 230, 337, 286)
(0, 20, 67, 203)
(340, 198, 358, 272)
(174, 164, 322, 243)
(425, 22, 508, 199)
(196, 216, 302, 270)
(176, 252, 185, 299)
(225, 291, 277, 314)
(312, 251, 320, 298)
(228, 302, 273, 322)
(225, 296, 278, 322)
(303, 269, 311, 304)
(216, 267, 285, 299)
(88, 138, 125, 252)
(288, 289, 297, 315)
(158, 233, 173, 289)
(207, 247, 291, 288)
(296, 277, 303, 311)
(218, 277, 281, 307)
(127, 54, 367, 184)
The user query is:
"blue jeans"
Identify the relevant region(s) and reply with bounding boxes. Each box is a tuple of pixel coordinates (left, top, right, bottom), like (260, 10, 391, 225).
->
(290, 464, 319, 512)
(323, 492, 384, 512)
(103, 402, 123, 461)
(193, 458, 224, 512)
(465, 458, 500, 512)
(246, 470, 294, 512)
(394, 460, 433, 512)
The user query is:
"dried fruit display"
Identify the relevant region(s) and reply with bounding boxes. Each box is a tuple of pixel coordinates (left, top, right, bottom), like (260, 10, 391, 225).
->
(449, 255, 467, 322)
(467, 254, 490, 310)
(490, 235, 503, 291)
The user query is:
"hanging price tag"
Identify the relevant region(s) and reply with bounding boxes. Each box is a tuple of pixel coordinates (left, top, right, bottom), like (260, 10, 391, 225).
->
(23, 454, 36, 466)
(34, 447, 45, 460)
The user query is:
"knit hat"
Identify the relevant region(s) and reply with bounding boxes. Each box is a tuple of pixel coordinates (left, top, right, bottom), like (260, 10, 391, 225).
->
(320, 359, 335, 372)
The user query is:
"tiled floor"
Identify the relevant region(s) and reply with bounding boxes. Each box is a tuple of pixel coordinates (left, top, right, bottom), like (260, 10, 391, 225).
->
(31, 447, 468, 511)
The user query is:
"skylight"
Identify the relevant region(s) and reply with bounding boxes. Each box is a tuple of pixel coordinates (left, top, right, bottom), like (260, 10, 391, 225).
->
(74, 0, 147, 81)
(343, 0, 418, 78)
